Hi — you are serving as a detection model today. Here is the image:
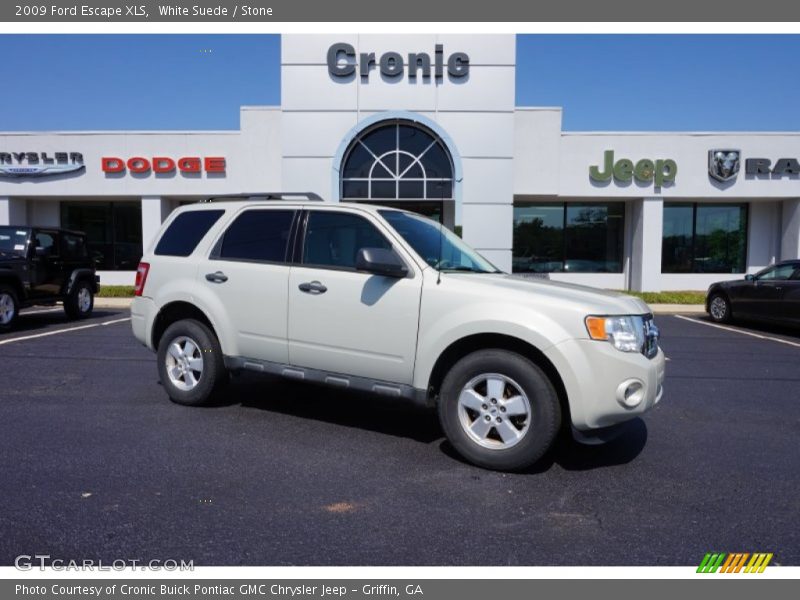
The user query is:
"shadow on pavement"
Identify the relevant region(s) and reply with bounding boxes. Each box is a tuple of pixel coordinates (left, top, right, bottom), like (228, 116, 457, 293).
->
(222, 373, 649, 471)
(439, 418, 648, 474)
(229, 374, 442, 444)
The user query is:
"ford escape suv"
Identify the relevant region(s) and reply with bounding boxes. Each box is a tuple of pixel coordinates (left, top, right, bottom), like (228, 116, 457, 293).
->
(131, 195, 664, 471)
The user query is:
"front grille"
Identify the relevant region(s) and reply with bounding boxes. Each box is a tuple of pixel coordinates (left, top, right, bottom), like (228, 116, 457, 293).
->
(642, 316, 660, 359)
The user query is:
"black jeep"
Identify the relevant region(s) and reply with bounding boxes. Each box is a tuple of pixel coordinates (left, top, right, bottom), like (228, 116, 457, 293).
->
(0, 226, 100, 331)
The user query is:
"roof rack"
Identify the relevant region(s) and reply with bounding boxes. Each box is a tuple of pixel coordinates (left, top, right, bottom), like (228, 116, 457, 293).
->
(201, 192, 324, 203)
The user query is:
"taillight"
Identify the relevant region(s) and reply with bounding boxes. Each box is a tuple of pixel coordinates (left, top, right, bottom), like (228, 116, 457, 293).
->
(134, 262, 150, 297)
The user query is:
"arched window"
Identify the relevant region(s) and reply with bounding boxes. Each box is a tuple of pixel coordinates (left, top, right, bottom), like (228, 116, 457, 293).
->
(340, 120, 454, 201)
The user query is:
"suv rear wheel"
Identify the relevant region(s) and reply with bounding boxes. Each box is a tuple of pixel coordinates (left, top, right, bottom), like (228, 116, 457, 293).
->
(64, 280, 94, 320)
(438, 349, 561, 471)
(157, 319, 227, 406)
(0, 285, 20, 331)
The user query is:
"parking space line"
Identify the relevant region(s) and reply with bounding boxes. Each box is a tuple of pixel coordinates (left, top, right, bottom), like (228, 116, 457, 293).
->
(0, 317, 131, 346)
(674, 314, 800, 349)
(100, 318, 131, 326)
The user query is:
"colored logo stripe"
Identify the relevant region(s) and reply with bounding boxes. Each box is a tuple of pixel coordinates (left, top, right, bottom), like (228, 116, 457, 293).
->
(720, 553, 748, 573)
(697, 553, 726, 573)
(697, 552, 773, 573)
(745, 553, 773, 573)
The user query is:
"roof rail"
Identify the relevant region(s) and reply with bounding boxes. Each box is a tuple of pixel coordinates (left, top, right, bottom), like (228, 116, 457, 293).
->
(200, 192, 324, 203)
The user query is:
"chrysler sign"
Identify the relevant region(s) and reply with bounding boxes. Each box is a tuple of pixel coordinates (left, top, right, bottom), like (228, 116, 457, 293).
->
(0, 152, 84, 178)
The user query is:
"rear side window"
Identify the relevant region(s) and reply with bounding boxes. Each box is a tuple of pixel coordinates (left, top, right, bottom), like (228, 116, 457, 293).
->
(219, 210, 295, 263)
(62, 234, 88, 260)
(155, 210, 224, 257)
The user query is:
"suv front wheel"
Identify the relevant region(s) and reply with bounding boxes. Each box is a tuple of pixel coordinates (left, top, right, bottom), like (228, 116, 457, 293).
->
(438, 349, 561, 471)
(157, 319, 227, 406)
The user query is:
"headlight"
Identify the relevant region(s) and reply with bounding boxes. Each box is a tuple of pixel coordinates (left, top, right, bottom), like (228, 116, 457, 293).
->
(585, 315, 646, 353)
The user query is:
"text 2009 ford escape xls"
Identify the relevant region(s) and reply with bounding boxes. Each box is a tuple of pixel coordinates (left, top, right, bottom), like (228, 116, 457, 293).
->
(131, 195, 664, 471)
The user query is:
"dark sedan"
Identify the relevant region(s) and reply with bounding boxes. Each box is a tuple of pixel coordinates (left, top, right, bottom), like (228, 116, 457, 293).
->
(706, 260, 800, 326)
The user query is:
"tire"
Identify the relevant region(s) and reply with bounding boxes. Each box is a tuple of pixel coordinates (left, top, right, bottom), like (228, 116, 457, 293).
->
(708, 293, 732, 323)
(157, 319, 227, 407)
(438, 349, 561, 471)
(64, 280, 94, 320)
(0, 285, 20, 332)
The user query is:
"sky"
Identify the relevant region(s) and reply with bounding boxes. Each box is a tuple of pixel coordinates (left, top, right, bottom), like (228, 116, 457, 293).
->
(1, 34, 799, 132)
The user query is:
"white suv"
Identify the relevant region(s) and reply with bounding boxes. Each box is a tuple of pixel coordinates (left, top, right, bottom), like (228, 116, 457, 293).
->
(131, 196, 665, 471)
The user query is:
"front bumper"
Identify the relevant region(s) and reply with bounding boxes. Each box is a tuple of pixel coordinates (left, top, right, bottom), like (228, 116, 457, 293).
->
(544, 338, 666, 432)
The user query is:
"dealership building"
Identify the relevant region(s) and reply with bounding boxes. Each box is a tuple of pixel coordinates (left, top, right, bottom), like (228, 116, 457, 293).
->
(1, 34, 799, 289)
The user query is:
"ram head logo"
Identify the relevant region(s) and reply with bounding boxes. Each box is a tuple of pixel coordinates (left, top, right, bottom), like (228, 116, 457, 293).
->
(709, 149, 741, 182)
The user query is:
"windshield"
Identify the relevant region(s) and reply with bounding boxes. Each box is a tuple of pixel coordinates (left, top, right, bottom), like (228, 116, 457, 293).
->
(0, 227, 30, 257)
(380, 210, 500, 273)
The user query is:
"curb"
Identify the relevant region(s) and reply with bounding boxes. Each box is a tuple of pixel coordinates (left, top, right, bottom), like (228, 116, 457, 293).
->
(95, 297, 133, 309)
(650, 304, 705, 314)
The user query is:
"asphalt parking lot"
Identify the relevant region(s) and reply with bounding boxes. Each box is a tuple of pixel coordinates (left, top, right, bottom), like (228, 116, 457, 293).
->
(0, 307, 798, 566)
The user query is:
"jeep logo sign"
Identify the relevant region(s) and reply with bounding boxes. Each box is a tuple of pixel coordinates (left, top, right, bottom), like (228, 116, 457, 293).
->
(327, 43, 469, 81)
(590, 150, 677, 188)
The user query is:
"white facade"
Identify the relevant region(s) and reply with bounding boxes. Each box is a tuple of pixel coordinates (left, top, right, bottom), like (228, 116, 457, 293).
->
(1, 33, 798, 290)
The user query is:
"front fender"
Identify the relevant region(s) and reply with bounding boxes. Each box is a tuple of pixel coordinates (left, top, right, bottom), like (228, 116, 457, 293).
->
(64, 268, 98, 295)
(412, 301, 575, 391)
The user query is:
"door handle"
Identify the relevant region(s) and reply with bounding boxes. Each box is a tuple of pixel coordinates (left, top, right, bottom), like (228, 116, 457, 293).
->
(298, 280, 327, 294)
(205, 271, 228, 283)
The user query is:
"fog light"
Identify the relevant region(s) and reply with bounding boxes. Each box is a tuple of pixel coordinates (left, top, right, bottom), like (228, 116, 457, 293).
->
(616, 379, 645, 408)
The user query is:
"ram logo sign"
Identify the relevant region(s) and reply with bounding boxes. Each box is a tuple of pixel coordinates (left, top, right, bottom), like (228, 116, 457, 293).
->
(708, 149, 741, 182)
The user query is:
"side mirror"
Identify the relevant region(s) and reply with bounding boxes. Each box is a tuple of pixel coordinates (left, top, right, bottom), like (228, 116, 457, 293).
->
(745, 274, 755, 281)
(356, 247, 408, 278)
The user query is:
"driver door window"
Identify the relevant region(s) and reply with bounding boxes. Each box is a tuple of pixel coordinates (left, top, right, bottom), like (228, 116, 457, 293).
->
(302, 211, 392, 270)
(33, 232, 57, 258)
(757, 264, 796, 281)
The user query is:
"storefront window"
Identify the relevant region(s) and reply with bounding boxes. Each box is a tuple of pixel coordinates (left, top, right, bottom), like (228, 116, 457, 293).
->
(512, 202, 624, 273)
(61, 202, 143, 270)
(360, 200, 443, 224)
(662, 203, 747, 273)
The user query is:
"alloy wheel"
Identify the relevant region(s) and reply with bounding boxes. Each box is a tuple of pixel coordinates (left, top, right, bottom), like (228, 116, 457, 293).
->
(457, 373, 532, 450)
(78, 287, 92, 313)
(710, 296, 728, 320)
(165, 336, 205, 391)
(0, 293, 15, 325)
